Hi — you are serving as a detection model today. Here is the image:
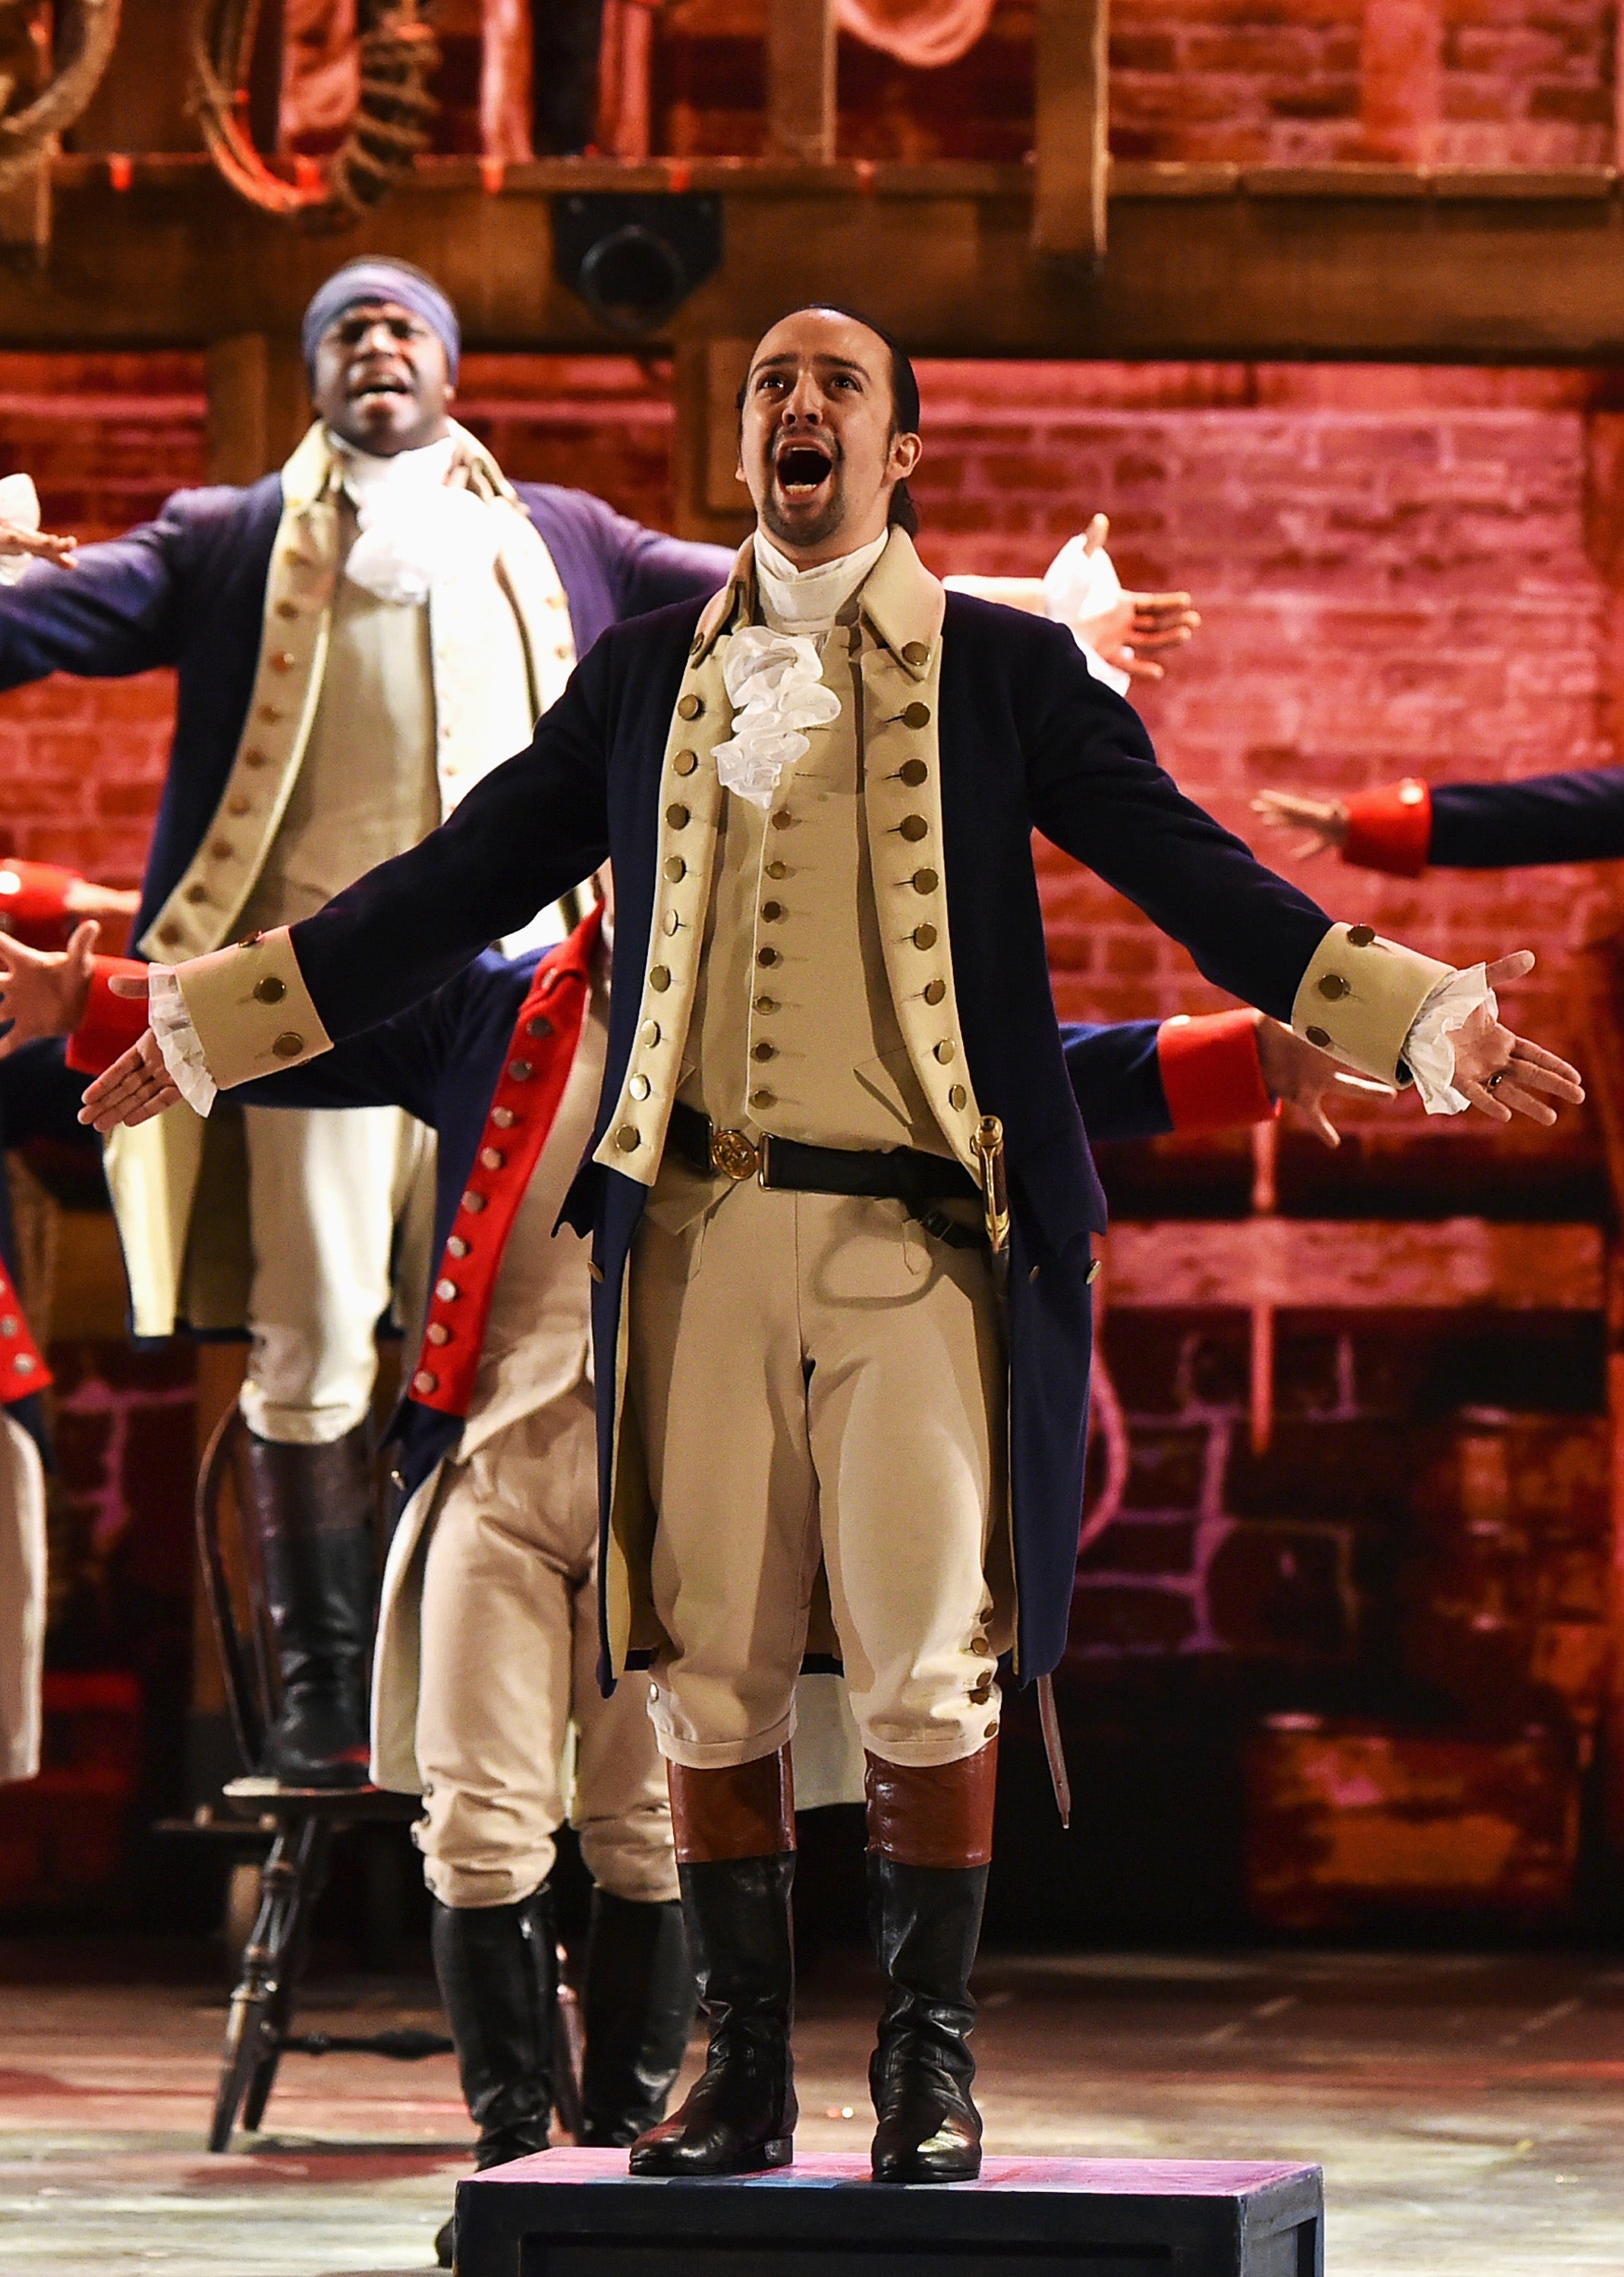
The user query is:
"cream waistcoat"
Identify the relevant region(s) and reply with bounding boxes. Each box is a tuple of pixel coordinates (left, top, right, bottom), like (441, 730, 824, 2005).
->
(594, 528, 987, 1191)
(677, 602, 948, 1156)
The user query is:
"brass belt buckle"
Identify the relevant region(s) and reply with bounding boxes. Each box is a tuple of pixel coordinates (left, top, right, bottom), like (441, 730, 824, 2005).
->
(710, 1126, 760, 1181)
(970, 1114, 1010, 1255)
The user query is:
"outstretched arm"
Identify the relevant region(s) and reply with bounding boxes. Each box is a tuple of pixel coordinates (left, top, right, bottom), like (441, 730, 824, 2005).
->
(1255, 767, 1624, 875)
(946, 515, 1199, 688)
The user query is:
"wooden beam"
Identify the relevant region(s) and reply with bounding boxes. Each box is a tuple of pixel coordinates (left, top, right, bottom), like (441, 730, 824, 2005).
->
(670, 334, 755, 544)
(16, 159, 1624, 360)
(766, 0, 837, 165)
(206, 335, 309, 486)
(1034, 0, 1109, 263)
(1103, 1219, 1605, 1312)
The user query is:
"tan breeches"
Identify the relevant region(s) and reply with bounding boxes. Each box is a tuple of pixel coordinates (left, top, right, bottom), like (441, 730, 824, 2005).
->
(241, 1103, 436, 1445)
(415, 1384, 678, 1911)
(628, 1183, 1008, 1773)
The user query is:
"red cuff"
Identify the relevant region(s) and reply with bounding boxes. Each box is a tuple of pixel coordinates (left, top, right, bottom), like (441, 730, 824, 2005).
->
(65, 956, 149, 1076)
(0, 1258, 49, 1402)
(0, 858, 78, 948)
(1157, 1009, 1278, 1134)
(1342, 779, 1432, 877)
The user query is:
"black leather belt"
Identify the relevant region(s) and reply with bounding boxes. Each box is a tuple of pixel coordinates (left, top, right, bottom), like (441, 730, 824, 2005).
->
(667, 1098, 984, 1248)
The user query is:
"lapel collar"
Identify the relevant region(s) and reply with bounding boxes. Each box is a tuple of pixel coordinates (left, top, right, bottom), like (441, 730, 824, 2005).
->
(691, 538, 754, 663)
(857, 528, 945, 680)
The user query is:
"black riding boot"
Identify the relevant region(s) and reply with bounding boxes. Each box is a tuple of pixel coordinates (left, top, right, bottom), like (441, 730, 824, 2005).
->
(431, 1887, 558, 2268)
(580, 1891, 696, 2146)
(628, 1855, 796, 2175)
(238, 1424, 376, 1788)
(867, 1853, 989, 2184)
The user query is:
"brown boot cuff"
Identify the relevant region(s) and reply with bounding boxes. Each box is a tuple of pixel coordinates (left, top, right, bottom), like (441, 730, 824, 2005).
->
(669, 1748, 796, 1864)
(864, 1741, 998, 1869)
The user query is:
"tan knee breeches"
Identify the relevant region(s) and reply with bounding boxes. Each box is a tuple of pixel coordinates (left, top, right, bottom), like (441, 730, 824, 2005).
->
(415, 1384, 677, 1910)
(628, 1183, 1009, 1773)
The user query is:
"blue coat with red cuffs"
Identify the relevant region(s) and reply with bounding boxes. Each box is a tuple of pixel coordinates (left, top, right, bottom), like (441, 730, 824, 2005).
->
(1340, 769, 1624, 875)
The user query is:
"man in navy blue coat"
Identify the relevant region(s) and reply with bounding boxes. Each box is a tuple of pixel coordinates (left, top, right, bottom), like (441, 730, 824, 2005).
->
(1256, 764, 1624, 884)
(83, 308, 1580, 2186)
(0, 255, 735, 1797)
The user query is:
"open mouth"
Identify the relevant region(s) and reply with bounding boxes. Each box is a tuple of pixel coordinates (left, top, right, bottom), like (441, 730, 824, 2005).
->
(351, 370, 413, 406)
(774, 440, 835, 498)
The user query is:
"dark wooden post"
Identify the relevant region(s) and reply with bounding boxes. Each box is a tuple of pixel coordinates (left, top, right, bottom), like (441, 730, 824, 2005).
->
(766, 0, 837, 164)
(1034, 0, 1109, 263)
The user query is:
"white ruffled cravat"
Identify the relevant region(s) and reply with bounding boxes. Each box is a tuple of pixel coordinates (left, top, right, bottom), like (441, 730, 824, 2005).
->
(712, 626, 842, 808)
(332, 434, 499, 606)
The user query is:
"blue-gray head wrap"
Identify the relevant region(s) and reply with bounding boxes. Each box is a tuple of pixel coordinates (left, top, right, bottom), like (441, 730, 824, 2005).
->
(301, 260, 460, 382)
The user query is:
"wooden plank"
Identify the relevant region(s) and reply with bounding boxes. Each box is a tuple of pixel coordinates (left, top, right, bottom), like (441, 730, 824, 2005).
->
(766, 0, 836, 165)
(1103, 1219, 1605, 1312)
(15, 162, 1624, 359)
(1034, 0, 1109, 262)
(206, 335, 309, 487)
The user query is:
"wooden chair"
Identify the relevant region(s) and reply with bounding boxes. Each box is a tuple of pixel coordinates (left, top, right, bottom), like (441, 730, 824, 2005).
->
(195, 1404, 586, 2153)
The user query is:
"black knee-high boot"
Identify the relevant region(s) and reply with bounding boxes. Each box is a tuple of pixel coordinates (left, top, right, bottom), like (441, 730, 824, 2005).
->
(431, 1887, 558, 2266)
(237, 1424, 376, 1788)
(864, 1745, 996, 2184)
(580, 1891, 696, 2146)
(629, 1753, 798, 2177)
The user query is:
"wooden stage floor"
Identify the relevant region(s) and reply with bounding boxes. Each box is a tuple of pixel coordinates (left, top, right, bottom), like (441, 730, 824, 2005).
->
(2, 1944, 1621, 2275)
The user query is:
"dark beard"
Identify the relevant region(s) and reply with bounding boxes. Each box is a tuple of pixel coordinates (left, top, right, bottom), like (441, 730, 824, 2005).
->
(761, 465, 848, 550)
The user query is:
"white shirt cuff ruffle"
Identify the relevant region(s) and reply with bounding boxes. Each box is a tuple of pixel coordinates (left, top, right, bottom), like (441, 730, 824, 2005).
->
(1402, 962, 1494, 1116)
(1043, 531, 1133, 698)
(0, 474, 42, 587)
(148, 966, 218, 1116)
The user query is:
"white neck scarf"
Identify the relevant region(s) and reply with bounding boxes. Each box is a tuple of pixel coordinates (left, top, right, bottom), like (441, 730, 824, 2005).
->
(331, 432, 500, 606)
(753, 528, 889, 635)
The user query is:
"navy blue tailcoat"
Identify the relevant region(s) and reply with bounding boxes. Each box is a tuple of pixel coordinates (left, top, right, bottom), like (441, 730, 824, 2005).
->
(1424, 767, 1624, 867)
(0, 478, 730, 940)
(275, 593, 1336, 1684)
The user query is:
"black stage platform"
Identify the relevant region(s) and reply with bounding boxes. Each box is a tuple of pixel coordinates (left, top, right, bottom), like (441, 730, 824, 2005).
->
(455, 2147, 1325, 2275)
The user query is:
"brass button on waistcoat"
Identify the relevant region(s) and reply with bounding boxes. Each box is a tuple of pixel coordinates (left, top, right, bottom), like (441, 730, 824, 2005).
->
(480, 1148, 504, 1170)
(665, 857, 686, 883)
(244, 747, 270, 767)
(1306, 1025, 1331, 1047)
(913, 923, 937, 950)
(678, 693, 703, 720)
(924, 978, 946, 1005)
(902, 702, 931, 729)
(629, 1073, 650, 1100)
(508, 1059, 533, 1080)
(760, 901, 784, 922)
(933, 1040, 955, 1063)
(228, 795, 252, 817)
(1348, 924, 1376, 946)
(1317, 974, 1351, 1001)
(269, 651, 296, 672)
(949, 1084, 968, 1109)
(640, 1019, 662, 1047)
(770, 810, 792, 831)
(253, 977, 286, 1005)
(491, 1107, 515, 1129)
(276, 600, 298, 620)
(766, 860, 788, 880)
(751, 1088, 775, 1110)
(902, 641, 930, 667)
(159, 923, 181, 946)
(673, 750, 698, 777)
(184, 883, 209, 904)
(615, 1124, 642, 1151)
(209, 838, 234, 861)
(911, 869, 939, 895)
(757, 946, 779, 968)
(272, 1031, 304, 1058)
(257, 706, 283, 724)
(899, 759, 927, 786)
(754, 994, 777, 1014)
(663, 912, 680, 935)
(751, 1041, 775, 1062)
(650, 966, 671, 992)
(899, 815, 928, 842)
(666, 803, 690, 829)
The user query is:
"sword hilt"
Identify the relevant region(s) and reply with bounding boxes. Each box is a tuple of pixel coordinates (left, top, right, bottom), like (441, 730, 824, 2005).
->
(971, 1114, 1010, 1255)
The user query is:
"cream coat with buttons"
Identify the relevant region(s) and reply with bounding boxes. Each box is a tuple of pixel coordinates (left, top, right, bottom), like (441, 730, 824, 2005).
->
(105, 424, 577, 1339)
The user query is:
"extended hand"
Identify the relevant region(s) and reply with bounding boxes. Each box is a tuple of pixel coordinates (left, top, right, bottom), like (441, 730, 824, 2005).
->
(1254, 1016, 1393, 1146)
(0, 920, 98, 1057)
(1449, 953, 1584, 1125)
(1251, 789, 1349, 859)
(63, 877, 140, 920)
(77, 970, 181, 1131)
(1075, 515, 1199, 685)
(0, 518, 77, 569)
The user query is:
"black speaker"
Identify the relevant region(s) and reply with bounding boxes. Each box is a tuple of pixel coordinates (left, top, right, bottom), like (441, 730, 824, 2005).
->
(552, 192, 724, 336)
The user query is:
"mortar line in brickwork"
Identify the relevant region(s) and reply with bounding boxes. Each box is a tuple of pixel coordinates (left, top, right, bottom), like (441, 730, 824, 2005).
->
(55, 1375, 194, 1558)
(1181, 1412, 1235, 1655)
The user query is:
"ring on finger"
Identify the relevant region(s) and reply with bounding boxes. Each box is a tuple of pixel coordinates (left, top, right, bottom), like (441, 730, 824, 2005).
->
(1486, 1071, 1506, 1091)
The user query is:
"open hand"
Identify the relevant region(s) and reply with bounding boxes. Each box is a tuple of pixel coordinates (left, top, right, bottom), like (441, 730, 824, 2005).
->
(0, 920, 97, 1057)
(0, 518, 77, 569)
(1449, 952, 1584, 1125)
(77, 969, 181, 1131)
(1075, 514, 1200, 685)
(1251, 789, 1349, 859)
(1254, 1016, 1393, 1146)
(63, 877, 139, 920)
